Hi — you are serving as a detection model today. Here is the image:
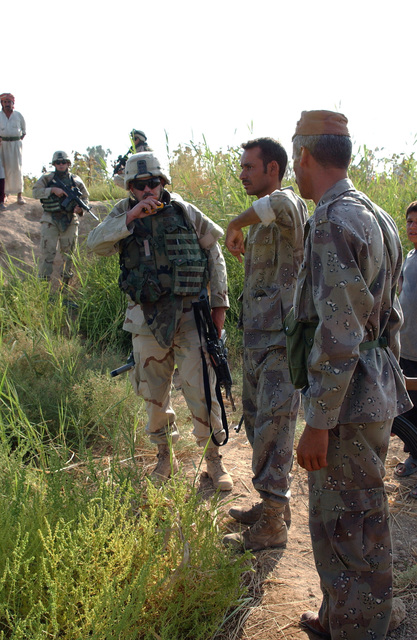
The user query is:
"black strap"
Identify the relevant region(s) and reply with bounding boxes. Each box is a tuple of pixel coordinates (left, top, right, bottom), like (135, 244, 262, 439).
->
(193, 306, 229, 447)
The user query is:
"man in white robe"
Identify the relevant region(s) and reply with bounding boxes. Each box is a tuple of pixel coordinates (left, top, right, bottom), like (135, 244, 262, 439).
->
(0, 93, 26, 204)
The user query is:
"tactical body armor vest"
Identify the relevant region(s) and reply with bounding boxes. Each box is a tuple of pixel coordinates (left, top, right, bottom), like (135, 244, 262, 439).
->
(41, 173, 77, 231)
(119, 201, 208, 305)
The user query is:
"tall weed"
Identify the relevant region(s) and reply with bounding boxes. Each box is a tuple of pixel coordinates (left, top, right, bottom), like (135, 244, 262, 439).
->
(0, 448, 250, 640)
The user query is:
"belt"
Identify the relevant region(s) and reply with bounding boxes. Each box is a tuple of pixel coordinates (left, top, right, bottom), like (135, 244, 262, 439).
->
(1, 136, 21, 141)
(359, 336, 388, 351)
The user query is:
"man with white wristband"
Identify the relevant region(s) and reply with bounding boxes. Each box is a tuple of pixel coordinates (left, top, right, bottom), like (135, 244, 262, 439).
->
(224, 138, 307, 551)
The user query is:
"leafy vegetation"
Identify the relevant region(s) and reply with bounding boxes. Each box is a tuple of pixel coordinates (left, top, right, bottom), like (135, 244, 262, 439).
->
(6, 137, 417, 638)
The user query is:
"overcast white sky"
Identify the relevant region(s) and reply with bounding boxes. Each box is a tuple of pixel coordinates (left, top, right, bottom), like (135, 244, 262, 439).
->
(3, 0, 416, 176)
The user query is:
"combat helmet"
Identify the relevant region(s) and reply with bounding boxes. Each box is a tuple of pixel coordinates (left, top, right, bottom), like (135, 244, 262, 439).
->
(131, 129, 147, 144)
(124, 152, 171, 189)
(52, 150, 71, 166)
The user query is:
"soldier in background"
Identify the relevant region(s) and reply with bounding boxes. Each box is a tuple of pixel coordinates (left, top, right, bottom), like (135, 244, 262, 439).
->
(113, 129, 152, 188)
(33, 151, 89, 285)
(223, 138, 307, 551)
(87, 151, 233, 491)
(291, 110, 411, 640)
(0, 93, 26, 205)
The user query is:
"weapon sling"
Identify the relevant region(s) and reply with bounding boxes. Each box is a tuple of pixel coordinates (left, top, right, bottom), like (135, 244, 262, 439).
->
(193, 305, 229, 447)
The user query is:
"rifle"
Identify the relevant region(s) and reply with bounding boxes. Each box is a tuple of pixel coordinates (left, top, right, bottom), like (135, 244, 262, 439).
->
(51, 176, 99, 221)
(110, 352, 135, 377)
(192, 289, 235, 447)
(112, 150, 132, 176)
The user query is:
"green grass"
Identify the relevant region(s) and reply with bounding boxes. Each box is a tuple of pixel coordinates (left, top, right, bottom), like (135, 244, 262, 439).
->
(0, 445, 250, 640)
(9, 137, 417, 638)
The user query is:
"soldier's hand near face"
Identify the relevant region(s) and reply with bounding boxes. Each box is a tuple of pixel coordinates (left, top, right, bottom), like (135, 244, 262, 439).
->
(297, 425, 329, 471)
(126, 197, 161, 225)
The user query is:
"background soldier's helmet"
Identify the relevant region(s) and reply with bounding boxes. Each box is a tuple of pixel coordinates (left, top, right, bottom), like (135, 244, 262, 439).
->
(124, 152, 171, 189)
(131, 129, 147, 144)
(52, 150, 71, 166)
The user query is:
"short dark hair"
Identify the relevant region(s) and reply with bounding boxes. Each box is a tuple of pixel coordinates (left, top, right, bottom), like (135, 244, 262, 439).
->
(241, 137, 288, 181)
(406, 201, 417, 217)
(293, 134, 352, 170)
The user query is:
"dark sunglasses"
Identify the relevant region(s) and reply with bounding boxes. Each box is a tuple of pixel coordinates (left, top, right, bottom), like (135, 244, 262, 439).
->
(131, 178, 161, 190)
(55, 160, 69, 165)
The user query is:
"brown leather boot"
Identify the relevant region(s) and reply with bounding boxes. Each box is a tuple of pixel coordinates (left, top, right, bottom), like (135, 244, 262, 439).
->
(150, 445, 179, 482)
(229, 501, 291, 528)
(223, 499, 287, 551)
(205, 448, 233, 491)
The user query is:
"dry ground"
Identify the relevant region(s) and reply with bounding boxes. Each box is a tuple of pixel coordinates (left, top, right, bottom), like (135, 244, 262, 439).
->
(1, 196, 417, 639)
(182, 399, 417, 640)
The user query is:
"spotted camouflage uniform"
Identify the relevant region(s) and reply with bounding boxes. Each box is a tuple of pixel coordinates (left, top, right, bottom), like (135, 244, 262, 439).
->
(33, 171, 89, 280)
(241, 187, 308, 503)
(293, 178, 412, 639)
(87, 190, 229, 449)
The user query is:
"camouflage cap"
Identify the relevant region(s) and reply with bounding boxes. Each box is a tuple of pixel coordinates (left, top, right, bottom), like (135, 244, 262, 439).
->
(52, 150, 71, 165)
(124, 152, 171, 189)
(292, 110, 350, 140)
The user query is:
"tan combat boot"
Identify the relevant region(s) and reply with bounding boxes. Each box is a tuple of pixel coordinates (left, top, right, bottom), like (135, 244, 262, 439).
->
(205, 448, 233, 491)
(229, 501, 291, 528)
(223, 499, 287, 551)
(150, 444, 179, 482)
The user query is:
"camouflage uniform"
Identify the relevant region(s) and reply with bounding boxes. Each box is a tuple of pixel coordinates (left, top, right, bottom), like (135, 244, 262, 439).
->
(33, 172, 89, 280)
(87, 189, 229, 450)
(242, 187, 307, 502)
(293, 178, 412, 639)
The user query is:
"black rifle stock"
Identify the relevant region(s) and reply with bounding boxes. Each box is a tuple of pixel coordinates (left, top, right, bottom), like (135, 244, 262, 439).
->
(192, 289, 235, 412)
(51, 177, 99, 221)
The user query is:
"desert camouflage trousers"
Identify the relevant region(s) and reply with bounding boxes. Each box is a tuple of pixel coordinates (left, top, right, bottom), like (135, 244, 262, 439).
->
(39, 219, 78, 280)
(308, 419, 393, 640)
(242, 345, 300, 503)
(129, 304, 225, 450)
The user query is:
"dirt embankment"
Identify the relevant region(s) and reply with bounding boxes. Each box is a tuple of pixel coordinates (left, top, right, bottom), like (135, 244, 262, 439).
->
(0, 194, 108, 280)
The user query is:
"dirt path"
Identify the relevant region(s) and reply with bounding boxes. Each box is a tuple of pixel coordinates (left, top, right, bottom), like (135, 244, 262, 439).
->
(192, 410, 417, 640)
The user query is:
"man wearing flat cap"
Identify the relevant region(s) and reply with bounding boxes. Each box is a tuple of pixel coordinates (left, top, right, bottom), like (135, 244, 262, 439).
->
(0, 93, 26, 206)
(291, 110, 411, 639)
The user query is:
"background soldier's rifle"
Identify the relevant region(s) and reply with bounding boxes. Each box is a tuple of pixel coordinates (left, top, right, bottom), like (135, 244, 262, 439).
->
(193, 289, 236, 446)
(51, 177, 99, 221)
(112, 149, 132, 176)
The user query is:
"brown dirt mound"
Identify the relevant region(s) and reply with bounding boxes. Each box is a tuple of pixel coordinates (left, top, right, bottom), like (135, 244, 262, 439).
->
(0, 194, 108, 281)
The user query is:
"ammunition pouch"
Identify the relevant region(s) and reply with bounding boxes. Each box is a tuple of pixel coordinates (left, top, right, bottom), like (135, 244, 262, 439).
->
(119, 262, 168, 304)
(40, 194, 74, 232)
(118, 202, 208, 303)
(284, 308, 389, 390)
(283, 308, 317, 389)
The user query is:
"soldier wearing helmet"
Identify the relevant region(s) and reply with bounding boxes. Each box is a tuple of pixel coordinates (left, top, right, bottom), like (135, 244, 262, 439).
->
(32, 150, 89, 285)
(113, 129, 152, 189)
(88, 151, 233, 491)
